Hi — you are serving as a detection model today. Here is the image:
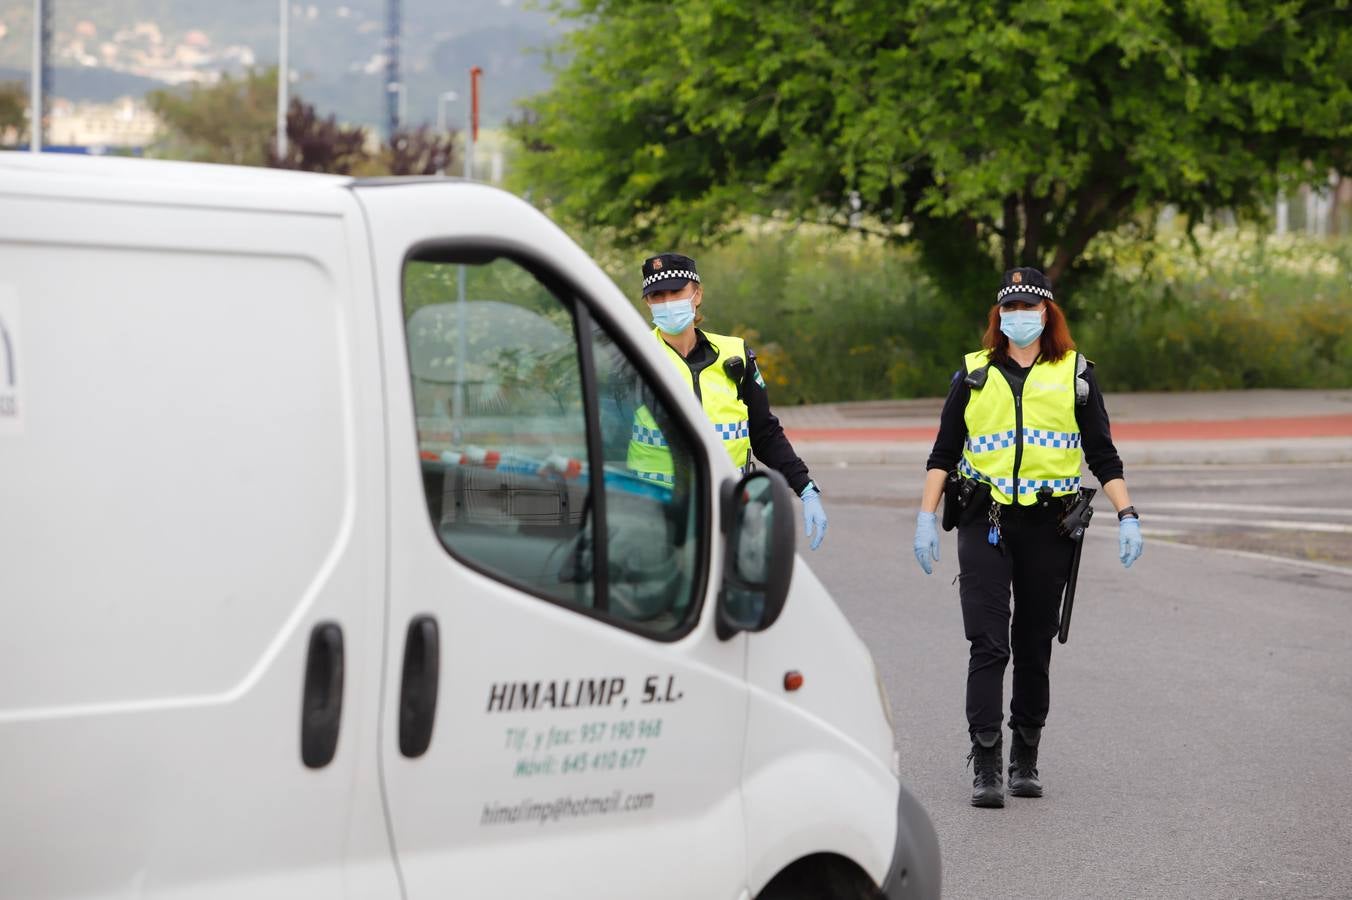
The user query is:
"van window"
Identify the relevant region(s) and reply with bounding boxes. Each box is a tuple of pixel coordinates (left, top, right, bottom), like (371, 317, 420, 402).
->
(403, 255, 702, 635)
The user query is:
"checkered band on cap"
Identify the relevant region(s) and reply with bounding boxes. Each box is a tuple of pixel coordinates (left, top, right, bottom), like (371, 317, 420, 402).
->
(643, 269, 700, 289)
(997, 284, 1053, 302)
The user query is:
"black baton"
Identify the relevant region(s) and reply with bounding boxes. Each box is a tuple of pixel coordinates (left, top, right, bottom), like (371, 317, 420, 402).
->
(1056, 487, 1096, 644)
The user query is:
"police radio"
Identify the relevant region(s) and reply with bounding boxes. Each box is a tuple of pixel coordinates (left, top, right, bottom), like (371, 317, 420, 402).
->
(723, 356, 746, 399)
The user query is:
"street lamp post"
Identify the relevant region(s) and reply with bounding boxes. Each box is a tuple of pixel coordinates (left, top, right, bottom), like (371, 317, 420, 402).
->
(436, 91, 458, 176)
(387, 82, 407, 135)
(29, 0, 41, 152)
(436, 91, 457, 135)
(276, 0, 289, 160)
(454, 69, 482, 441)
(453, 78, 468, 431)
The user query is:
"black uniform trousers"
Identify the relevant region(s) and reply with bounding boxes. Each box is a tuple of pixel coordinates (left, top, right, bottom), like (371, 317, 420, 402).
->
(956, 499, 1076, 736)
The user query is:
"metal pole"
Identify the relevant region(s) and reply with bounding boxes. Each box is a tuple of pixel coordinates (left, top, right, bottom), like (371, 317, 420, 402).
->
(453, 260, 467, 442)
(436, 91, 456, 176)
(385, 0, 401, 138)
(453, 70, 478, 443)
(437, 91, 456, 135)
(464, 67, 481, 180)
(29, 0, 41, 151)
(454, 102, 468, 438)
(462, 97, 472, 179)
(276, 0, 288, 160)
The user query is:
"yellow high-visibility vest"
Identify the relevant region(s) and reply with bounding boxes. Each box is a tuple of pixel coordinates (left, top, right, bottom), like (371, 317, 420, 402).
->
(627, 329, 752, 486)
(960, 349, 1082, 505)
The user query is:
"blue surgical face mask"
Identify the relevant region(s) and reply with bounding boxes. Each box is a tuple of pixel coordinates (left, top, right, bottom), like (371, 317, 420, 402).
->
(999, 309, 1045, 348)
(650, 295, 696, 335)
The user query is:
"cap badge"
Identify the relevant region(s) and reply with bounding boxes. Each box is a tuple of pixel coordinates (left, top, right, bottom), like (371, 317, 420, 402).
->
(652, 259, 663, 270)
(1012, 272, 1022, 284)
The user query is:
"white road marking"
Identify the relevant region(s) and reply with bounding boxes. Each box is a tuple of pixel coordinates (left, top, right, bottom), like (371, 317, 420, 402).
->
(1145, 513, 1352, 534)
(1146, 501, 1352, 518)
(1142, 478, 1299, 488)
(1127, 461, 1352, 472)
(1148, 540, 1352, 579)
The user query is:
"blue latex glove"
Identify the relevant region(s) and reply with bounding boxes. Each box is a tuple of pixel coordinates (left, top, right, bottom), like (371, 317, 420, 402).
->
(801, 485, 828, 551)
(914, 511, 940, 575)
(1119, 517, 1143, 568)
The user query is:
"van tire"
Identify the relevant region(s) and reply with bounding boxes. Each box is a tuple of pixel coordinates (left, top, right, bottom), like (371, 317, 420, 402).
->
(756, 854, 882, 900)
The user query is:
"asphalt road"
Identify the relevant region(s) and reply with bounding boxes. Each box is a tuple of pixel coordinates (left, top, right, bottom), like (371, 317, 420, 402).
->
(807, 461, 1352, 900)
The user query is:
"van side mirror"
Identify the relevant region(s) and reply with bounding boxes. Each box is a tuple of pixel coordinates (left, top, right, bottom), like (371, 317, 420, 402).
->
(716, 470, 795, 640)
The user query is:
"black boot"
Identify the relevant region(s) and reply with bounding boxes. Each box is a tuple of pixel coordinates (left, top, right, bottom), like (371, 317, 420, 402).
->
(1008, 725, 1043, 798)
(967, 731, 1004, 808)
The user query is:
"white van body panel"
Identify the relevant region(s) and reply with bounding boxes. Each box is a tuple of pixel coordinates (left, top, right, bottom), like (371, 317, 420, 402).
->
(0, 155, 398, 898)
(0, 151, 351, 210)
(743, 561, 899, 892)
(0, 155, 936, 900)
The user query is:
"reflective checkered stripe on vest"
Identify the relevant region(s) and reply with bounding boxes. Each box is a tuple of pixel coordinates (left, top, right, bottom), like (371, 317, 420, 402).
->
(627, 330, 753, 486)
(960, 349, 1082, 506)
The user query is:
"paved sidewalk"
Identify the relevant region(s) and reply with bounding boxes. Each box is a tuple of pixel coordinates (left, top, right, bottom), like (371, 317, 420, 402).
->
(777, 389, 1352, 467)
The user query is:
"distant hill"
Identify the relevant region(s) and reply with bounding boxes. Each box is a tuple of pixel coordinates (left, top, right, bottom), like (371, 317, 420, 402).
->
(0, 66, 161, 104)
(0, 0, 564, 127)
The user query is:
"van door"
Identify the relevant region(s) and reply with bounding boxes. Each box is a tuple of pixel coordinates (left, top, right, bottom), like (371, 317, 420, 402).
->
(0, 186, 396, 897)
(359, 184, 749, 899)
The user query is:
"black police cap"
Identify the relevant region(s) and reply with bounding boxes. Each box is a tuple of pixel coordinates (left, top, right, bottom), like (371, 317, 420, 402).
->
(996, 267, 1054, 305)
(641, 252, 700, 297)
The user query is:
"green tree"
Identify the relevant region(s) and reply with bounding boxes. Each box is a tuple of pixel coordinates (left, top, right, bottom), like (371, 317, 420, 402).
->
(0, 81, 26, 145)
(148, 68, 278, 166)
(514, 0, 1352, 301)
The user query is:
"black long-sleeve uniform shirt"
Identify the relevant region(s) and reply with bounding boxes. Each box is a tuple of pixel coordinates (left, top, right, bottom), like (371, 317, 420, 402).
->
(925, 355, 1125, 485)
(674, 329, 813, 495)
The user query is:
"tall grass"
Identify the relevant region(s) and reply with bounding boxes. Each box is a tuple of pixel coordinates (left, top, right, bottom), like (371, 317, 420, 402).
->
(1075, 228, 1352, 392)
(585, 225, 1352, 402)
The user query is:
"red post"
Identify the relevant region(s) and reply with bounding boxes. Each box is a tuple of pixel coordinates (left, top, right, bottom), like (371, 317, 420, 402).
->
(470, 66, 483, 143)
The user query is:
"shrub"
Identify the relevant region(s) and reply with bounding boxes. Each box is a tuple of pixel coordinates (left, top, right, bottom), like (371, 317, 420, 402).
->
(584, 225, 1352, 402)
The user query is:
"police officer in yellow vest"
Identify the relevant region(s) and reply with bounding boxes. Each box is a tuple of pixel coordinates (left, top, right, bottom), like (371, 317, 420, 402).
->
(629, 253, 827, 550)
(912, 267, 1143, 808)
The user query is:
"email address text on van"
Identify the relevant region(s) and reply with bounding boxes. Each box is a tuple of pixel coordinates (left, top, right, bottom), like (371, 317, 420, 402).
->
(480, 791, 655, 827)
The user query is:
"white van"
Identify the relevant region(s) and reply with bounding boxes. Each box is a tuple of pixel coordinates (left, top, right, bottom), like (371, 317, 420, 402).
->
(0, 153, 938, 900)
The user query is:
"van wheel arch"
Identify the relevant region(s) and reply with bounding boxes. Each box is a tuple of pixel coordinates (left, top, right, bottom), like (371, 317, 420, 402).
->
(755, 853, 883, 900)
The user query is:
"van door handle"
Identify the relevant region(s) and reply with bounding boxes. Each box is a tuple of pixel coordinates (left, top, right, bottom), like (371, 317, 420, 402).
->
(300, 622, 344, 769)
(399, 615, 440, 758)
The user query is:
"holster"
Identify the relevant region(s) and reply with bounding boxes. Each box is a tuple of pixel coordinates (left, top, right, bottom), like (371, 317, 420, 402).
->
(941, 470, 990, 532)
(941, 470, 962, 531)
(1056, 488, 1096, 541)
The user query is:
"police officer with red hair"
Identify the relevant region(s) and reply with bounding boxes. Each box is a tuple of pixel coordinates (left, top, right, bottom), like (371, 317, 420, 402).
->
(912, 268, 1143, 807)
